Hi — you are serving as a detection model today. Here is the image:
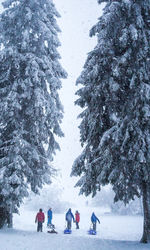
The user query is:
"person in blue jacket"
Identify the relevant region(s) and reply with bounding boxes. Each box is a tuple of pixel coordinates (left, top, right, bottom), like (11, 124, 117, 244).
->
(91, 212, 100, 231)
(47, 208, 53, 227)
(65, 208, 75, 230)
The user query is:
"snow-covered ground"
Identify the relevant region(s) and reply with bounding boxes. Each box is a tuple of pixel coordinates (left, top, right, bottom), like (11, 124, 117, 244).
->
(0, 206, 150, 250)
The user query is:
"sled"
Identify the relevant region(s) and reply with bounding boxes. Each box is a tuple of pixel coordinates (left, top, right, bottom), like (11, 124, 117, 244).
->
(47, 223, 58, 234)
(88, 229, 97, 235)
(47, 229, 58, 234)
(64, 229, 72, 234)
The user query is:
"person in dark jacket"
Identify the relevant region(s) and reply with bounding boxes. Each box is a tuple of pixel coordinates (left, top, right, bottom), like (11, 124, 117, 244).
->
(75, 210, 80, 229)
(47, 208, 53, 227)
(35, 208, 45, 232)
(91, 212, 100, 231)
(65, 208, 75, 230)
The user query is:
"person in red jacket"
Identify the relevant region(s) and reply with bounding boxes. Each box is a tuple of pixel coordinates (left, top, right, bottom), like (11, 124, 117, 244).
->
(75, 210, 80, 229)
(35, 208, 45, 232)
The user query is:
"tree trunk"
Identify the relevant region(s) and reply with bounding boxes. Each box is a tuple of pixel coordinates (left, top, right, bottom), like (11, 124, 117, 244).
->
(0, 207, 7, 228)
(7, 212, 13, 228)
(140, 181, 150, 243)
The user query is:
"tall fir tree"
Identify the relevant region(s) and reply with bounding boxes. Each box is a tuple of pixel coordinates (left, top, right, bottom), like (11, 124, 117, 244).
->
(71, 0, 150, 243)
(0, 0, 67, 227)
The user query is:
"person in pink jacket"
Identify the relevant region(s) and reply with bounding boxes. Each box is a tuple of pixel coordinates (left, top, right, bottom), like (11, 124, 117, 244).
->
(35, 208, 45, 232)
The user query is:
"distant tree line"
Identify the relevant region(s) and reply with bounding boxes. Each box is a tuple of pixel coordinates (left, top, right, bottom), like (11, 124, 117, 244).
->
(91, 187, 143, 215)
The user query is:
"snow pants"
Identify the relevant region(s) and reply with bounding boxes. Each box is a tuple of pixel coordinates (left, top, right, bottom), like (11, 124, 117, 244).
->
(67, 221, 72, 230)
(76, 221, 79, 229)
(47, 217, 52, 226)
(92, 222, 96, 231)
(37, 222, 43, 232)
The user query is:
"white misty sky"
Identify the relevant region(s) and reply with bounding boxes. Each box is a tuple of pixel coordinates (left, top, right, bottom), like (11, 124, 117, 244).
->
(53, 0, 104, 204)
(0, 0, 105, 205)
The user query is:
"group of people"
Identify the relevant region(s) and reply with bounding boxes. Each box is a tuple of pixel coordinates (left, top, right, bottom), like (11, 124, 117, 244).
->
(35, 208, 53, 232)
(35, 207, 100, 233)
(65, 208, 80, 230)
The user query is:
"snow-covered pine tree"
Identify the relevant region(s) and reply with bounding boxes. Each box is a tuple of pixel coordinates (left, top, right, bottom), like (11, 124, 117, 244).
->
(71, 0, 150, 243)
(0, 0, 67, 228)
